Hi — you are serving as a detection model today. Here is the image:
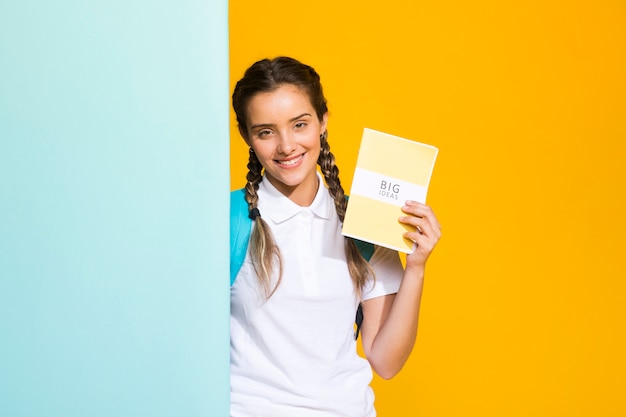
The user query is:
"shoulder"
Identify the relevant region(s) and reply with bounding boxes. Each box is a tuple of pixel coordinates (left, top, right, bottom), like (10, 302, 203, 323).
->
(230, 188, 252, 286)
(230, 188, 250, 229)
(362, 246, 404, 300)
(231, 188, 247, 203)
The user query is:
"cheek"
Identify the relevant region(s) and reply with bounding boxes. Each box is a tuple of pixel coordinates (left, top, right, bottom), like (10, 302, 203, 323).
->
(251, 142, 275, 162)
(309, 136, 322, 155)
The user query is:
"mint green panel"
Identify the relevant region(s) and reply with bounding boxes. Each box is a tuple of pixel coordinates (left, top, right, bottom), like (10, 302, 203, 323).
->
(0, 1, 229, 416)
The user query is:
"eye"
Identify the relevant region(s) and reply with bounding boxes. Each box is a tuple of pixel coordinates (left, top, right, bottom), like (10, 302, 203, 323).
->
(294, 121, 307, 129)
(257, 129, 272, 138)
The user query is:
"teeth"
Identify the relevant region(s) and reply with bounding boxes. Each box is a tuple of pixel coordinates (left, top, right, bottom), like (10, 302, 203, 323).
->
(278, 155, 302, 165)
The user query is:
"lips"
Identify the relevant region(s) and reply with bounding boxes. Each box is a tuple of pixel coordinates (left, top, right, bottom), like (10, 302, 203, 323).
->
(276, 153, 304, 166)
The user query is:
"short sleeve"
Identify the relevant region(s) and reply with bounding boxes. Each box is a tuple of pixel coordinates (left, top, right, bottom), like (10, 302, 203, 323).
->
(361, 246, 404, 301)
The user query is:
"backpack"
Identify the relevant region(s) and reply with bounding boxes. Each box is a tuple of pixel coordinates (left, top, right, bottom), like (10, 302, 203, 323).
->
(229, 188, 375, 338)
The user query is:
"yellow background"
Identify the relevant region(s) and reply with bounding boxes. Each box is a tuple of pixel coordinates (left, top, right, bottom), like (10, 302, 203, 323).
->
(229, 1, 626, 415)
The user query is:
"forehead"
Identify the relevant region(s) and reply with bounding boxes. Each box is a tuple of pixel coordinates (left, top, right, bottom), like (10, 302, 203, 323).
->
(245, 84, 314, 123)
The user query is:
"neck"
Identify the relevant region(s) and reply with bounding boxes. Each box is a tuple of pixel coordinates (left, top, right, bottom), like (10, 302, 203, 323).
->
(267, 173, 320, 207)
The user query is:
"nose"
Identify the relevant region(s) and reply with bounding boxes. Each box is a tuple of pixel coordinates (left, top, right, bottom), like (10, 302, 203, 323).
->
(277, 132, 296, 154)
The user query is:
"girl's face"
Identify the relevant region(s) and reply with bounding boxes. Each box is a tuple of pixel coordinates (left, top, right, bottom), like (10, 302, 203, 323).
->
(243, 84, 328, 205)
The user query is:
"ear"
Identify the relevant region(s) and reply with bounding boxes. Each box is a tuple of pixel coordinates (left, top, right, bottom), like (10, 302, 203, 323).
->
(320, 112, 329, 135)
(238, 124, 251, 146)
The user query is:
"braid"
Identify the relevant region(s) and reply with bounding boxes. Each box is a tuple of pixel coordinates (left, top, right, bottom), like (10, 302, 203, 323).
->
(318, 131, 348, 222)
(245, 148, 263, 206)
(318, 131, 374, 297)
(246, 149, 283, 297)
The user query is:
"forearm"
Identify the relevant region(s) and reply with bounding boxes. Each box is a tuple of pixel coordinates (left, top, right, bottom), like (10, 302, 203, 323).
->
(363, 264, 425, 379)
(363, 200, 441, 378)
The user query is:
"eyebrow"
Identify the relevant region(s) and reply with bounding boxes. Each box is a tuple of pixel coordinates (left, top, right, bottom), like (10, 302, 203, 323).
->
(250, 113, 312, 130)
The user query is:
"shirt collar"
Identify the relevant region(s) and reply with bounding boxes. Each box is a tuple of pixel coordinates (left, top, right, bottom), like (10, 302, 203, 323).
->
(257, 172, 334, 224)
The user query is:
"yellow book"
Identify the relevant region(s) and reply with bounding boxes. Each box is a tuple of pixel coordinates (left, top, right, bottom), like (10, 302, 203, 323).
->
(342, 128, 438, 253)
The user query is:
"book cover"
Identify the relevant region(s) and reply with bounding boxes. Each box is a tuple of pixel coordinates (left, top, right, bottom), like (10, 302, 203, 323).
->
(342, 128, 438, 253)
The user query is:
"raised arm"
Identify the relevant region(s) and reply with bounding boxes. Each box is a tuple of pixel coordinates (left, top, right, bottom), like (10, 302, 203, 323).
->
(360, 201, 441, 379)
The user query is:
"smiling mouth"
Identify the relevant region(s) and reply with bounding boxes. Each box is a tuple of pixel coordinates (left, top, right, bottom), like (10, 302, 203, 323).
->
(276, 154, 304, 166)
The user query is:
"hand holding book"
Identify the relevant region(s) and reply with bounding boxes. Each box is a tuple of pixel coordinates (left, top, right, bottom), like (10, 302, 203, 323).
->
(399, 200, 442, 268)
(342, 128, 439, 254)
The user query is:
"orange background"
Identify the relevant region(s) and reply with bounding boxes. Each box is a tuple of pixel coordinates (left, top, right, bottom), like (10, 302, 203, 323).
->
(229, 1, 626, 415)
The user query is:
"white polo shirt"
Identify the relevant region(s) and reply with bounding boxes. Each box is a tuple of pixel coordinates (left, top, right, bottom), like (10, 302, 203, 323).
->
(230, 174, 404, 417)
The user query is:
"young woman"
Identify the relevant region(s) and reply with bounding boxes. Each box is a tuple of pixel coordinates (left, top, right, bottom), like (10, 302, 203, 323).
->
(230, 56, 441, 417)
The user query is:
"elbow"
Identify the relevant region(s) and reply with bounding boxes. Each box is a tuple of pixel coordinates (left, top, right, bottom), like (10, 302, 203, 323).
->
(376, 368, 400, 380)
(369, 358, 405, 380)
(364, 343, 411, 380)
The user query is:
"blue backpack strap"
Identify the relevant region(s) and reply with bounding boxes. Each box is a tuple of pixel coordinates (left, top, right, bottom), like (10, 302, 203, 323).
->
(344, 194, 375, 261)
(354, 239, 375, 262)
(353, 238, 375, 340)
(230, 188, 252, 286)
(348, 193, 376, 339)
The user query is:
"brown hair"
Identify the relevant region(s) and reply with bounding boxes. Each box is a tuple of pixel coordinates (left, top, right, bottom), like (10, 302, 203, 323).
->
(232, 56, 373, 297)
